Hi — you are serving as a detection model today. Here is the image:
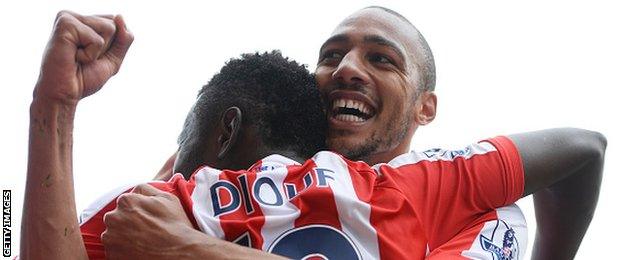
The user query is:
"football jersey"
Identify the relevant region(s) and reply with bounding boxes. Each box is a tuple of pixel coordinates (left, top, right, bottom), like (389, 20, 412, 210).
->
(79, 136, 525, 259)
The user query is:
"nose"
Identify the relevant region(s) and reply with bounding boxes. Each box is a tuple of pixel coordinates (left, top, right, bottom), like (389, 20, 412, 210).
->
(332, 52, 371, 86)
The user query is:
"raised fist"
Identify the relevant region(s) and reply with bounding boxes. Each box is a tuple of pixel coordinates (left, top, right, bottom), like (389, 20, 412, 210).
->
(34, 11, 134, 104)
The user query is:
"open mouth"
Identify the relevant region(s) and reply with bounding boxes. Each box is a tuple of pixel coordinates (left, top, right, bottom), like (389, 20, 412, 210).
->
(331, 98, 375, 123)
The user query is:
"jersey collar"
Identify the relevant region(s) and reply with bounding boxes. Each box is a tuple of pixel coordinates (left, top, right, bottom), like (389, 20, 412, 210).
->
(247, 154, 302, 171)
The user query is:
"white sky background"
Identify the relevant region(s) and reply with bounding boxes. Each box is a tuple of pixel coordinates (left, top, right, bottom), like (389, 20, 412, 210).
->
(1, 0, 622, 258)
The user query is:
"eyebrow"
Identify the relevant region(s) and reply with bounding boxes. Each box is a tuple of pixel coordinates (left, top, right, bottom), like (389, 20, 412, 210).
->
(319, 33, 406, 64)
(363, 35, 406, 63)
(319, 34, 349, 52)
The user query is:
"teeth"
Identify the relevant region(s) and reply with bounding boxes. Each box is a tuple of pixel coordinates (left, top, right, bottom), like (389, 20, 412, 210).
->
(335, 114, 365, 122)
(332, 98, 373, 118)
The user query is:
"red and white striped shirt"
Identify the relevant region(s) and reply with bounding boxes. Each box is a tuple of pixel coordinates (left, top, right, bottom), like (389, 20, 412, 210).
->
(80, 136, 525, 259)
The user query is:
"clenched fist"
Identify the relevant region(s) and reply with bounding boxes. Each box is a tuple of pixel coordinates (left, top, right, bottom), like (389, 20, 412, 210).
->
(34, 10, 134, 104)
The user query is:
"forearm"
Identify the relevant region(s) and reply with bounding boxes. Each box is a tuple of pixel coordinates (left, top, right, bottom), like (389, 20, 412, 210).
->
(184, 230, 288, 260)
(508, 128, 606, 259)
(531, 151, 604, 260)
(21, 97, 87, 259)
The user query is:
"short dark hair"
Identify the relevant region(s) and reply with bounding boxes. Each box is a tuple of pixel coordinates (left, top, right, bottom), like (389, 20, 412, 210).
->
(179, 51, 327, 161)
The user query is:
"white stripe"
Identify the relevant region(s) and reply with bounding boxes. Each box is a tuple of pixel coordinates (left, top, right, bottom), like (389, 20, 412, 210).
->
(313, 151, 380, 260)
(257, 160, 300, 251)
(191, 167, 226, 238)
(376, 142, 497, 170)
(79, 181, 143, 225)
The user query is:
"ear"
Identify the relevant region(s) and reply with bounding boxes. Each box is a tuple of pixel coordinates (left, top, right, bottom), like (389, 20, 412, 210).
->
(416, 91, 437, 125)
(217, 107, 242, 159)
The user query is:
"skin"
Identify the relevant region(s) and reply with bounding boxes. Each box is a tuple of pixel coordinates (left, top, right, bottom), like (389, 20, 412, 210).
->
(110, 9, 605, 260)
(315, 8, 437, 165)
(21, 11, 287, 260)
(21, 11, 134, 259)
(23, 9, 606, 260)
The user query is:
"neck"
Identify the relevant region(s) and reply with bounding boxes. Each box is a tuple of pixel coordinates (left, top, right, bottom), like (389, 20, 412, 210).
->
(220, 147, 307, 170)
(362, 127, 416, 165)
(361, 143, 411, 165)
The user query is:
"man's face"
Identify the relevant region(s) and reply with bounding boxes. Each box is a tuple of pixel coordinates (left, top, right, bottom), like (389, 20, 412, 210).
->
(315, 9, 424, 163)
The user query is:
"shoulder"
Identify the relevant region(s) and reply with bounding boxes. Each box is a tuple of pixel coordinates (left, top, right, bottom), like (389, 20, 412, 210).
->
(381, 141, 501, 169)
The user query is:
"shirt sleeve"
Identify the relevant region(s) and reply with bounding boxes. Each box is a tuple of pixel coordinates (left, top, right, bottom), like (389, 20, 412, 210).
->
(378, 136, 525, 250)
(78, 174, 196, 259)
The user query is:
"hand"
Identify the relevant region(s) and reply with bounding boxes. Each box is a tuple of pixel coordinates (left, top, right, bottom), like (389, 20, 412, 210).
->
(34, 11, 134, 104)
(101, 184, 202, 260)
(101, 183, 288, 260)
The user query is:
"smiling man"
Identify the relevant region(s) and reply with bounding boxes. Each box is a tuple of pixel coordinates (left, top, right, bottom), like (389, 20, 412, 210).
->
(98, 7, 606, 260)
(316, 7, 436, 165)
(312, 7, 528, 258)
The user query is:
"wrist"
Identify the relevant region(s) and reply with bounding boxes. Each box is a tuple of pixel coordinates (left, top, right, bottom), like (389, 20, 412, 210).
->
(30, 95, 78, 115)
(33, 79, 82, 107)
(185, 230, 286, 260)
(30, 97, 78, 134)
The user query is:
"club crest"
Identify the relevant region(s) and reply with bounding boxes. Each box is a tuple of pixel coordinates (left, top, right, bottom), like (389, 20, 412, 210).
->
(479, 224, 518, 260)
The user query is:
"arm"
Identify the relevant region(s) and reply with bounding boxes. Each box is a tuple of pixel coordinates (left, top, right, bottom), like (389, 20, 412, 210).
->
(153, 152, 177, 181)
(508, 128, 606, 260)
(103, 184, 287, 259)
(21, 11, 133, 259)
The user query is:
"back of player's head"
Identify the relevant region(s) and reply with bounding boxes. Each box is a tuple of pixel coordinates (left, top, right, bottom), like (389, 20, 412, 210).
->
(176, 51, 327, 175)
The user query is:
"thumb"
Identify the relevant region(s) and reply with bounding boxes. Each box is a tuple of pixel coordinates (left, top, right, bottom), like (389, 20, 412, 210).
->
(104, 14, 134, 71)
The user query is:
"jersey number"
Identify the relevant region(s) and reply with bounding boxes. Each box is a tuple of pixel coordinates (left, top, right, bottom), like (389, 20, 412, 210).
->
(265, 225, 362, 259)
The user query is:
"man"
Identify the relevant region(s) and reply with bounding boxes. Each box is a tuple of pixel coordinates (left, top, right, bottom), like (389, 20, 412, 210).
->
(20, 10, 330, 258)
(23, 8, 602, 260)
(20, 12, 529, 259)
(80, 51, 334, 259)
(76, 52, 523, 259)
(103, 6, 605, 259)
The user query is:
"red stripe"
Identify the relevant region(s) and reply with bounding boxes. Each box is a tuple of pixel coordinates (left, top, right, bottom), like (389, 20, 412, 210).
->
(152, 175, 199, 229)
(427, 211, 498, 259)
(216, 168, 266, 249)
(383, 140, 522, 251)
(80, 177, 197, 260)
(288, 160, 342, 229)
(347, 160, 428, 259)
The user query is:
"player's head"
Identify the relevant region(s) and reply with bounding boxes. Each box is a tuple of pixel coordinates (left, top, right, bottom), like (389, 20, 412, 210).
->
(315, 6, 437, 164)
(174, 51, 327, 177)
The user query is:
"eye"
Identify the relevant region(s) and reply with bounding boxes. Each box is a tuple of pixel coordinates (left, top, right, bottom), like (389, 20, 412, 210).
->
(319, 50, 343, 63)
(369, 53, 393, 65)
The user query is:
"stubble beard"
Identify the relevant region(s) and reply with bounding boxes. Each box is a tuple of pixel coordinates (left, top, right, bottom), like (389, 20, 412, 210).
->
(329, 112, 411, 163)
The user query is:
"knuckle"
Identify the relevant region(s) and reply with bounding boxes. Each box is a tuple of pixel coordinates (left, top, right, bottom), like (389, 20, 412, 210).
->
(95, 36, 105, 47)
(55, 10, 70, 20)
(102, 211, 116, 226)
(135, 183, 150, 191)
(55, 15, 72, 28)
(163, 192, 178, 201)
(116, 193, 135, 208)
(100, 230, 112, 244)
(127, 32, 135, 42)
(53, 16, 77, 35)
(111, 66, 120, 76)
(104, 21, 117, 36)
